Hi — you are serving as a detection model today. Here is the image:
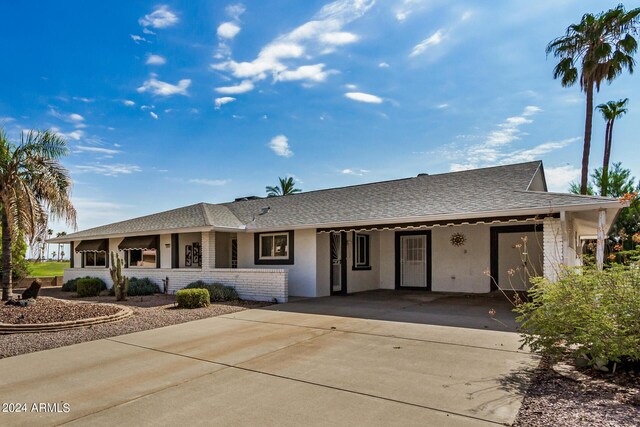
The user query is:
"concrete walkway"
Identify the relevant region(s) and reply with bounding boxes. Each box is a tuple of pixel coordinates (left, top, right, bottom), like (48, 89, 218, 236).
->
(0, 296, 536, 426)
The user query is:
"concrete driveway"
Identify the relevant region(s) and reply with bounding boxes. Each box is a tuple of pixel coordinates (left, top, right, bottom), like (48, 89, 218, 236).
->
(0, 291, 536, 426)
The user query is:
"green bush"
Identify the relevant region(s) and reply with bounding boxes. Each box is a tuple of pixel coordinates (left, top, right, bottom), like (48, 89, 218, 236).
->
(64, 276, 107, 293)
(176, 288, 210, 309)
(516, 265, 640, 367)
(184, 280, 239, 302)
(127, 277, 160, 296)
(76, 278, 105, 297)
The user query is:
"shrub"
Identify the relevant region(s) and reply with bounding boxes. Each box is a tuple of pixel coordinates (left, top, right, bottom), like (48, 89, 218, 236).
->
(127, 277, 160, 296)
(64, 276, 107, 293)
(184, 280, 238, 302)
(76, 278, 105, 297)
(176, 288, 210, 309)
(515, 265, 640, 367)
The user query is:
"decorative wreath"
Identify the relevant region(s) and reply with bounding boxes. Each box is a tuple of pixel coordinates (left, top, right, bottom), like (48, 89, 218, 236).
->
(450, 232, 466, 247)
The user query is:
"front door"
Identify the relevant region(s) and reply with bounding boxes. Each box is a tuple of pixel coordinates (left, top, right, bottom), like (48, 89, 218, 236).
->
(330, 232, 347, 294)
(396, 231, 431, 289)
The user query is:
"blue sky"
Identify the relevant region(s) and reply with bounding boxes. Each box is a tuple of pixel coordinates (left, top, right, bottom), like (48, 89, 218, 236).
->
(1, 0, 639, 234)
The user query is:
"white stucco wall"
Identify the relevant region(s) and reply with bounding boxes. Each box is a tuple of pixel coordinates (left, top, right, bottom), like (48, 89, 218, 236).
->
(346, 232, 380, 293)
(237, 228, 317, 297)
(315, 233, 330, 297)
(378, 231, 395, 289)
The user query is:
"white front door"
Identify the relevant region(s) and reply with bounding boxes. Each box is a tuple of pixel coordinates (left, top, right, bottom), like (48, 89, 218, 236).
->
(400, 234, 428, 288)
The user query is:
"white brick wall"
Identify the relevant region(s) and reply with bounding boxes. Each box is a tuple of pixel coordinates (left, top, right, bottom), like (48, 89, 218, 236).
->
(63, 267, 288, 302)
(543, 217, 563, 282)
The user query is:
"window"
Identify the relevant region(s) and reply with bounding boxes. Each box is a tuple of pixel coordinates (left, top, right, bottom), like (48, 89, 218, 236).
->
(84, 251, 106, 267)
(352, 233, 371, 270)
(127, 249, 157, 267)
(254, 231, 294, 265)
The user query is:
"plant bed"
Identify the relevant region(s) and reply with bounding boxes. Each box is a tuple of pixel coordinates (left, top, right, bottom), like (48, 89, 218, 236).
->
(1, 297, 120, 325)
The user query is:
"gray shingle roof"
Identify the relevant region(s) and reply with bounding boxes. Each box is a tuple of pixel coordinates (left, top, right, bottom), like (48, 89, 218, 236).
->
(54, 161, 621, 242)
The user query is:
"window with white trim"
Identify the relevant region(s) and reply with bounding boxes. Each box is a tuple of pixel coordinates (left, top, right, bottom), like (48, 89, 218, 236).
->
(352, 233, 371, 270)
(84, 251, 106, 267)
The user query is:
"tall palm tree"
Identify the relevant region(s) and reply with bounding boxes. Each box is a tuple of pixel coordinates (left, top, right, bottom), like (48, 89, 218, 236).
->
(56, 231, 67, 261)
(46, 228, 53, 260)
(0, 130, 76, 300)
(547, 5, 640, 194)
(596, 98, 629, 196)
(266, 177, 302, 197)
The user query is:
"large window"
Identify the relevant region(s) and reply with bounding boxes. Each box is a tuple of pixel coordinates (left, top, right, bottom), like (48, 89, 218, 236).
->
(127, 249, 157, 268)
(84, 251, 106, 267)
(254, 231, 294, 265)
(352, 232, 371, 270)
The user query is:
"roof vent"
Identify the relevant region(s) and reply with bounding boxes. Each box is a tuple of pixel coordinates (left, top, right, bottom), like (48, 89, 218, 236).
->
(234, 196, 262, 202)
(417, 173, 429, 177)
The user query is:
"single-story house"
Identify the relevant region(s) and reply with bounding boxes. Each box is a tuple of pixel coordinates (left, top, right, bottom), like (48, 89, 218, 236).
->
(49, 161, 624, 302)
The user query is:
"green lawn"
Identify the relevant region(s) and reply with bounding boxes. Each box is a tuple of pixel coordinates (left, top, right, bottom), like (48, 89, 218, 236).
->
(28, 261, 70, 277)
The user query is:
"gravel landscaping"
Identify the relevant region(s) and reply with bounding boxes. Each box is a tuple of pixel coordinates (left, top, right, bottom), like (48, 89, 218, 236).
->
(514, 357, 640, 427)
(0, 287, 269, 359)
(1, 297, 119, 324)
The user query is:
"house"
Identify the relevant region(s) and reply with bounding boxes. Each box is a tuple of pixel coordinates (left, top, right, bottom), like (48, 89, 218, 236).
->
(49, 161, 624, 302)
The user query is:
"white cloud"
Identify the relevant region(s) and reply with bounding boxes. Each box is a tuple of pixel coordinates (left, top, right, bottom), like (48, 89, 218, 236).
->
(436, 103, 450, 109)
(545, 165, 581, 192)
(139, 5, 179, 29)
(75, 145, 121, 155)
(395, 0, 426, 22)
(69, 113, 84, 122)
(53, 129, 85, 141)
(137, 75, 191, 96)
(142, 28, 156, 35)
(122, 100, 136, 106)
(269, 134, 293, 157)
(523, 105, 542, 116)
(130, 34, 149, 44)
(215, 80, 254, 94)
(342, 168, 369, 176)
(150, 111, 159, 120)
(217, 22, 241, 39)
(73, 97, 93, 103)
(211, 0, 373, 89)
(320, 32, 359, 45)
(378, 62, 390, 68)
(140, 105, 154, 111)
(344, 92, 383, 104)
(74, 164, 142, 176)
(276, 64, 335, 82)
(189, 178, 230, 186)
(214, 97, 236, 109)
(410, 29, 446, 57)
(146, 54, 167, 65)
(226, 3, 246, 20)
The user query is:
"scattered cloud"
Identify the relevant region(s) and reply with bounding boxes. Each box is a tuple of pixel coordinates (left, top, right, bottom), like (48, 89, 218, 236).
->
(73, 97, 94, 103)
(137, 74, 191, 96)
(214, 97, 236, 109)
(523, 105, 542, 116)
(146, 54, 167, 65)
(139, 5, 179, 29)
(436, 103, 450, 109)
(378, 62, 390, 68)
(75, 145, 121, 155)
(344, 92, 383, 104)
(395, 0, 427, 22)
(122, 100, 135, 106)
(188, 178, 230, 186)
(226, 3, 246, 20)
(53, 129, 85, 141)
(211, 0, 374, 92)
(410, 29, 446, 57)
(150, 111, 159, 120)
(275, 64, 336, 83)
(214, 80, 254, 94)
(69, 113, 84, 122)
(0, 116, 16, 123)
(341, 168, 369, 176)
(130, 34, 149, 44)
(217, 22, 241, 39)
(140, 104, 154, 111)
(269, 134, 293, 157)
(74, 163, 142, 176)
(545, 165, 581, 192)
(49, 107, 85, 126)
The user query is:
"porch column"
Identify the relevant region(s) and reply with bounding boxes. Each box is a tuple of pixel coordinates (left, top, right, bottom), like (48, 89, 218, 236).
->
(543, 217, 563, 282)
(596, 209, 606, 270)
(200, 231, 216, 271)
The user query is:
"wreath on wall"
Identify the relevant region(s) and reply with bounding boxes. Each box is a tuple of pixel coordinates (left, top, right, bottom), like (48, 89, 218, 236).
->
(450, 232, 466, 247)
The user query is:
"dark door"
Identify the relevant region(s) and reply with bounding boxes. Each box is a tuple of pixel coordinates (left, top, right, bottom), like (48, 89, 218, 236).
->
(330, 232, 347, 294)
(231, 238, 238, 268)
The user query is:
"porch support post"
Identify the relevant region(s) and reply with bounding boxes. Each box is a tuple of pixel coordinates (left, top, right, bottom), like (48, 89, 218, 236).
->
(596, 209, 606, 270)
(200, 231, 215, 272)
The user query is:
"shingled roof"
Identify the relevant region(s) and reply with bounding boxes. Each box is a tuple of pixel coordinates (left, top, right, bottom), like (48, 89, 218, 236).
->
(52, 161, 622, 241)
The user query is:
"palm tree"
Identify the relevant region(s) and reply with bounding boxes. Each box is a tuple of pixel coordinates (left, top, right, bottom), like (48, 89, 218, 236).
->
(596, 98, 629, 196)
(266, 177, 302, 197)
(547, 5, 640, 194)
(55, 231, 67, 261)
(0, 130, 76, 300)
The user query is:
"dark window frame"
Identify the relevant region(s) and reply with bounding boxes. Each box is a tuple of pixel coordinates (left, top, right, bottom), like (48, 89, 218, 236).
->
(254, 230, 295, 265)
(352, 232, 371, 270)
(83, 251, 107, 268)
